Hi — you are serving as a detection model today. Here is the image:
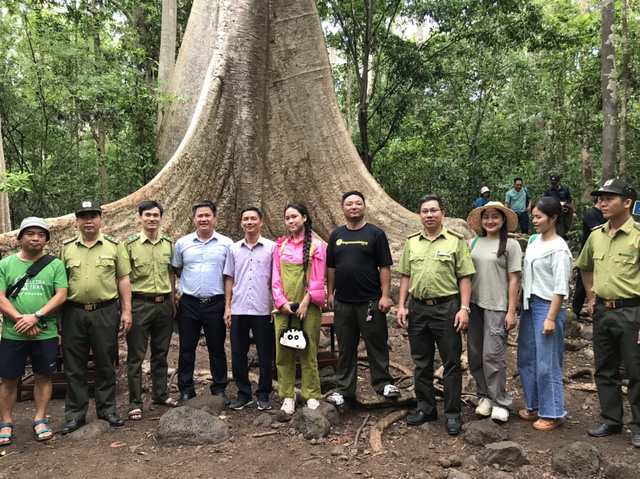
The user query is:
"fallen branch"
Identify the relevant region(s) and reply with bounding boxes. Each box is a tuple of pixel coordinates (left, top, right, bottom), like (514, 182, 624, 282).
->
(351, 414, 370, 455)
(356, 390, 416, 408)
(389, 361, 413, 377)
(567, 368, 595, 381)
(251, 431, 278, 438)
(369, 410, 407, 453)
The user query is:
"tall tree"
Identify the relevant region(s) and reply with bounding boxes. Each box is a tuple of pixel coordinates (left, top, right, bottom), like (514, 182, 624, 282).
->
(0, 116, 10, 233)
(619, 0, 629, 180)
(601, 0, 617, 183)
(157, 0, 177, 131)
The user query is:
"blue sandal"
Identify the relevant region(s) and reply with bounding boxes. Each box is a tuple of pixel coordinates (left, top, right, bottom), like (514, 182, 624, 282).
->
(0, 422, 14, 446)
(33, 419, 53, 442)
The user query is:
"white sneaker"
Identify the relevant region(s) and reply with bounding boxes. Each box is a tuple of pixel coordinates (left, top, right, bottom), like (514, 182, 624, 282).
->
(281, 397, 295, 415)
(325, 392, 345, 406)
(307, 398, 320, 410)
(491, 406, 509, 422)
(475, 397, 492, 417)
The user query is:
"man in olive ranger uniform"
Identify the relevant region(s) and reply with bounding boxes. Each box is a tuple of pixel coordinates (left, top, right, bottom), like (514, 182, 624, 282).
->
(125, 201, 178, 421)
(396, 194, 475, 436)
(576, 179, 640, 448)
(59, 200, 132, 435)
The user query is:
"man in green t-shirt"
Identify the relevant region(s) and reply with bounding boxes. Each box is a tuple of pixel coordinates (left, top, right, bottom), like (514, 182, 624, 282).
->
(0, 218, 68, 446)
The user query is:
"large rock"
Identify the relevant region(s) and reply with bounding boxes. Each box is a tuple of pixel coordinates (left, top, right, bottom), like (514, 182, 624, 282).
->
(64, 420, 110, 441)
(184, 394, 226, 415)
(315, 401, 340, 426)
(155, 407, 230, 445)
(291, 407, 331, 439)
(604, 461, 640, 479)
(464, 419, 508, 446)
(564, 310, 581, 339)
(552, 441, 601, 478)
(481, 441, 529, 470)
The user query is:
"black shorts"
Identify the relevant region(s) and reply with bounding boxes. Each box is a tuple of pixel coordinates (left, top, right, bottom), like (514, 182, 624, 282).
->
(0, 337, 59, 379)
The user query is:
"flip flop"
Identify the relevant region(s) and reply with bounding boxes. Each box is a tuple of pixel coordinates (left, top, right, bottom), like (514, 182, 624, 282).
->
(33, 419, 53, 442)
(533, 418, 564, 431)
(518, 409, 539, 421)
(128, 409, 143, 421)
(152, 397, 179, 408)
(382, 384, 401, 398)
(0, 422, 14, 446)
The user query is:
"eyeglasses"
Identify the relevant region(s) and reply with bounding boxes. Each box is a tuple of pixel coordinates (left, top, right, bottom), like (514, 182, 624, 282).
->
(420, 208, 441, 215)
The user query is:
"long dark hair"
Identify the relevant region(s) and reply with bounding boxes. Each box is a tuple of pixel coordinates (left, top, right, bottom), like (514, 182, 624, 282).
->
(284, 202, 313, 286)
(480, 208, 508, 257)
(533, 197, 573, 236)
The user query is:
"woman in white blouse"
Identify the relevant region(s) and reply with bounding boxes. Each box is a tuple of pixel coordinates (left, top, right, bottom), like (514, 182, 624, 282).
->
(518, 197, 573, 431)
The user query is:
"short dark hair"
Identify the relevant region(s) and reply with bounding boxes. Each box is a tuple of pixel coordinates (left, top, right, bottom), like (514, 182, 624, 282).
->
(192, 200, 217, 216)
(138, 201, 164, 216)
(240, 206, 263, 220)
(514, 178, 523, 184)
(341, 190, 365, 205)
(418, 194, 444, 212)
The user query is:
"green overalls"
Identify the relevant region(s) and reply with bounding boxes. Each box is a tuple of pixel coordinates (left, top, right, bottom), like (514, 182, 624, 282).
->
(274, 241, 322, 399)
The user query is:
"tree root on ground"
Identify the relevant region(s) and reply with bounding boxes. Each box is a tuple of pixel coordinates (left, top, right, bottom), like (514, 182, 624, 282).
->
(355, 390, 416, 408)
(369, 410, 407, 453)
(351, 413, 370, 455)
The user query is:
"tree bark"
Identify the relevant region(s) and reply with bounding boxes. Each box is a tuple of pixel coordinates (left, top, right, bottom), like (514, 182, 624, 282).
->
(157, 0, 177, 132)
(0, 0, 472, 254)
(0, 117, 11, 233)
(619, 0, 628, 180)
(601, 0, 617, 183)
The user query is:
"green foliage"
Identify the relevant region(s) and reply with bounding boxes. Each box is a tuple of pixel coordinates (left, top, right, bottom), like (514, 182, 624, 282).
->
(0, 171, 32, 194)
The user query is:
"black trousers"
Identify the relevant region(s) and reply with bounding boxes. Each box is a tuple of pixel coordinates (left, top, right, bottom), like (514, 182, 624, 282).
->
(593, 304, 640, 433)
(407, 298, 462, 420)
(230, 315, 273, 401)
(572, 269, 587, 313)
(177, 295, 227, 395)
(516, 212, 529, 234)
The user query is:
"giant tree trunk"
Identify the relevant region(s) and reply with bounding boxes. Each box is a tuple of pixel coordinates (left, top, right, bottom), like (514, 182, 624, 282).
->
(619, 0, 628, 180)
(0, 116, 11, 233)
(601, 0, 617, 183)
(157, 0, 177, 132)
(0, 0, 472, 254)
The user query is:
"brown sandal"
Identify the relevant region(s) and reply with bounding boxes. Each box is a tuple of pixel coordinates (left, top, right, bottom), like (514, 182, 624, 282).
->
(128, 409, 143, 421)
(533, 418, 564, 431)
(518, 409, 539, 421)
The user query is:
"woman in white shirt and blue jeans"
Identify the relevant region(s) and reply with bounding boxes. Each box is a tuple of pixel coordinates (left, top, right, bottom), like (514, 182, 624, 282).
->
(518, 197, 573, 431)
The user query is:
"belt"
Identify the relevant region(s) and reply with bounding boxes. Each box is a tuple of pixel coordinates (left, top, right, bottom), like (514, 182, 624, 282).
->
(182, 294, 224, 305)
(414, 294, 458, 306)
(596, 297, 640, 309)
(133, 293, 170, 303)
(67, 298, 117, 311)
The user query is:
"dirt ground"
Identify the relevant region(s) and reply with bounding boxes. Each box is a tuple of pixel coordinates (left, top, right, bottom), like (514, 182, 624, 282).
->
(1, 308, 639, 479)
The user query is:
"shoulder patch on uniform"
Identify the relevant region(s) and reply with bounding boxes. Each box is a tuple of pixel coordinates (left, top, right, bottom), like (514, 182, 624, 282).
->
(591, 224, 605, 231)
(448, 229, 464, 239)
(407, 231, 421, 239)
(162, 234, 172, 243)
(63, 235, 78, 244)
(126, 234, 140, 244)
(103, 234, 120, 244)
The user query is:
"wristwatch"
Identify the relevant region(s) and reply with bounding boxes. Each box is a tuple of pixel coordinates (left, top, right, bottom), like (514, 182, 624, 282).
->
(460, 305, 471, 313)
(35, 310, 45, 320)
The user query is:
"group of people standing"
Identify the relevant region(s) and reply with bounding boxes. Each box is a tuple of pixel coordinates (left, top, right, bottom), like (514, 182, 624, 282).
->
(0, 178, 639, 449)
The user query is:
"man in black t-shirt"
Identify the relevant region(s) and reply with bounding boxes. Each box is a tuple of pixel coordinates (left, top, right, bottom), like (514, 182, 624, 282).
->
(325, 191, 400, 407)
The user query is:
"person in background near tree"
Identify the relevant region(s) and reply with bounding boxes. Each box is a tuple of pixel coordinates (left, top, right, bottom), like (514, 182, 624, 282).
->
(0, 218, 68, 445)
(466, 202, 522, 422)
(125, 201, 178, 421)
(576, 179, 640, 448)
(325, 191, 400, 408)
(474, 186, 491, 209)
(59, 200, 132, 434)
(272, 202, 326, 415)
(397, 194, 475, 436)
(545, 175, 578, 220)
(224, 206, 276, 412)
(172, 200, 233, 407)
(505, 178, 532, 234)
(518, 197, 572, 431)
(571, 197, 605, 314)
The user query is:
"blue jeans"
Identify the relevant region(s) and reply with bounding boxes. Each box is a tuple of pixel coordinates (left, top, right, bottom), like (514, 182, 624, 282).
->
(517, 296, 567, 419)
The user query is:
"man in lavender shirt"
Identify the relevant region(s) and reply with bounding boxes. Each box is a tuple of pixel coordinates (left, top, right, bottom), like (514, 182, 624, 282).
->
(223, 207, 276, 411)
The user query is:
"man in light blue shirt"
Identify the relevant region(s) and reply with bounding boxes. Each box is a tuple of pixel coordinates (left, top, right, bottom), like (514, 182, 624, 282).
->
(223, 206, 276, 411)
(172, 201, 233, 406)
(505, 177, 531, 234)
